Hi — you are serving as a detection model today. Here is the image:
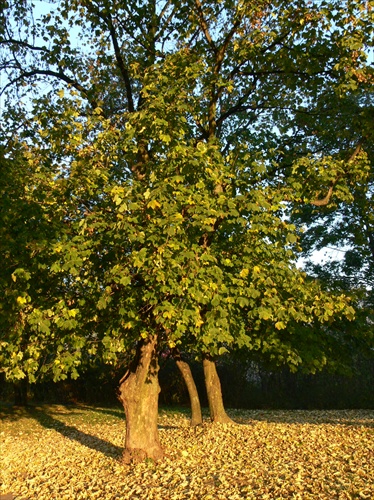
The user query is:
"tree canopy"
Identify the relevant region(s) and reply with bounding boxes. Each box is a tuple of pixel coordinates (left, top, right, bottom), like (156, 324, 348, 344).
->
(1, 0, 373, 460)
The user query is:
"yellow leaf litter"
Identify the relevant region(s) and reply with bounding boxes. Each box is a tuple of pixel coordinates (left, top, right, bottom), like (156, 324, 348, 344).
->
(1, 406, 373, 499)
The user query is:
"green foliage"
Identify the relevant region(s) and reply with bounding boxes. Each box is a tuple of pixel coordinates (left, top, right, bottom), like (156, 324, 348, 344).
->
(0, 0, 373, 382)
(288, 89, 374, 366)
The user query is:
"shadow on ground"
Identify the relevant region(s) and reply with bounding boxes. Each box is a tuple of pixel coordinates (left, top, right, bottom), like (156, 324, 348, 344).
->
(1, 403, 373, 430)
(24, 406, 123, 459)
(229, 409, 374, 428)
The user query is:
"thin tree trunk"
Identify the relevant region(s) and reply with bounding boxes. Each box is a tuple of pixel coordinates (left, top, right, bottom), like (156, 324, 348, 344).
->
(118, 335, 164, 463)
(203, 354, 234, 424)
(13, 379, 28, 406)
(173, 349, 203, 426)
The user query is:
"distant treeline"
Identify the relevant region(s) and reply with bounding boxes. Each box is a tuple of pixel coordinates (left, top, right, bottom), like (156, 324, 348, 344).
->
(1, 354, 373, 410)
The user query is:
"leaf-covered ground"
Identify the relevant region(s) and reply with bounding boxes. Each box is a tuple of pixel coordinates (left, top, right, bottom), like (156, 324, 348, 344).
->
(1, 405, 373, 499)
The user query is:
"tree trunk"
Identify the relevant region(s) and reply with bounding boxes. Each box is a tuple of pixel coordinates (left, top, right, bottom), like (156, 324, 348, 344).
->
(13, 379, 28, 406)
(203, 354, 234, 424)
(118, 335, 164, 463)
(173, 349, 203, 426)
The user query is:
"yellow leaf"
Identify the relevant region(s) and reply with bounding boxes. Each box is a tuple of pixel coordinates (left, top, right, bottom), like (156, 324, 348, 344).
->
(147, 199, 161, 210)
(275, 321, 286, 330)
(240, 268, 249, 278)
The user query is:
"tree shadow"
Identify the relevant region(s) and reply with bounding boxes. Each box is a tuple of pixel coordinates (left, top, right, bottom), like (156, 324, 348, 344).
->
(0, 403, 29, 422)
(85, 406, 124, 420)
(228, 409, 374, 428)
(26, 406, 123, 459)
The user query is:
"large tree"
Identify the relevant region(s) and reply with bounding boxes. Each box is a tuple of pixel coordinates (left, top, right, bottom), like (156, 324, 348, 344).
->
(1, 0, 373, 461)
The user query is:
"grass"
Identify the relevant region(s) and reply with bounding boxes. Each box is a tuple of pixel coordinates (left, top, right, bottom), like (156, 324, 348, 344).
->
(1, 404, 373, 499)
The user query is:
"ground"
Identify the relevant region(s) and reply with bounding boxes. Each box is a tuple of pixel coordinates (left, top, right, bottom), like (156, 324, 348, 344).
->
(1, 405, 373, 499)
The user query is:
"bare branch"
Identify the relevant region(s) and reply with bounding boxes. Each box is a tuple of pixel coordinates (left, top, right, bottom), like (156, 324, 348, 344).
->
(1, 68, 97, 107)
(155, 4, 177, 46)
(194, 0, 216, 53)
(99, 12, 135, 113)
(216, 83, 258, 126)
(216, 18, 241, 70)
(0, 39, 48, 52)
(206, 15, 243, 138)
(79, 3, 135, 114)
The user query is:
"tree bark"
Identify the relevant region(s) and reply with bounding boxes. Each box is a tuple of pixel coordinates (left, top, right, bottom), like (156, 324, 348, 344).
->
(173, 349, 203, 426)
(203, 354, 234, 424)
(118, 335, 164, 463)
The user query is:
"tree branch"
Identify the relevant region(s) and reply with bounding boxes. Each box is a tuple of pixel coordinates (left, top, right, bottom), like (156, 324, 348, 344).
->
(1, 68, 98, 107)
(194, 0, 216, 53)
(216, 83, 258, 126)
(311, 143, 363, 207)
(155, 0, 176, 42)
(215, 18, 241, 71)
(347, 143, 362, 163)
(310, 184, 334, 207)
(0, 39, 48, 52)
(85, 6, 135, 113)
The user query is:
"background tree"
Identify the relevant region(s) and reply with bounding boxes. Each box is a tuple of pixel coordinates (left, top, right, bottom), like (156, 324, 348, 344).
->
(288, 88, 374, 372)
(1, 0, 373, 461)
(0, 139, 68, 386)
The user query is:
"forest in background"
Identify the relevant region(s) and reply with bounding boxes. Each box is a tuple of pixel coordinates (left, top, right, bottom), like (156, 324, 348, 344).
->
(2, 352, 373, 410)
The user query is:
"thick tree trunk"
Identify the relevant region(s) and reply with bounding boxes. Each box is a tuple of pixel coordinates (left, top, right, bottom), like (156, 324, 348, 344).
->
(173, 349, 203, 426)
(118, 335, 164, 463)
(203, 354, 234, 424)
